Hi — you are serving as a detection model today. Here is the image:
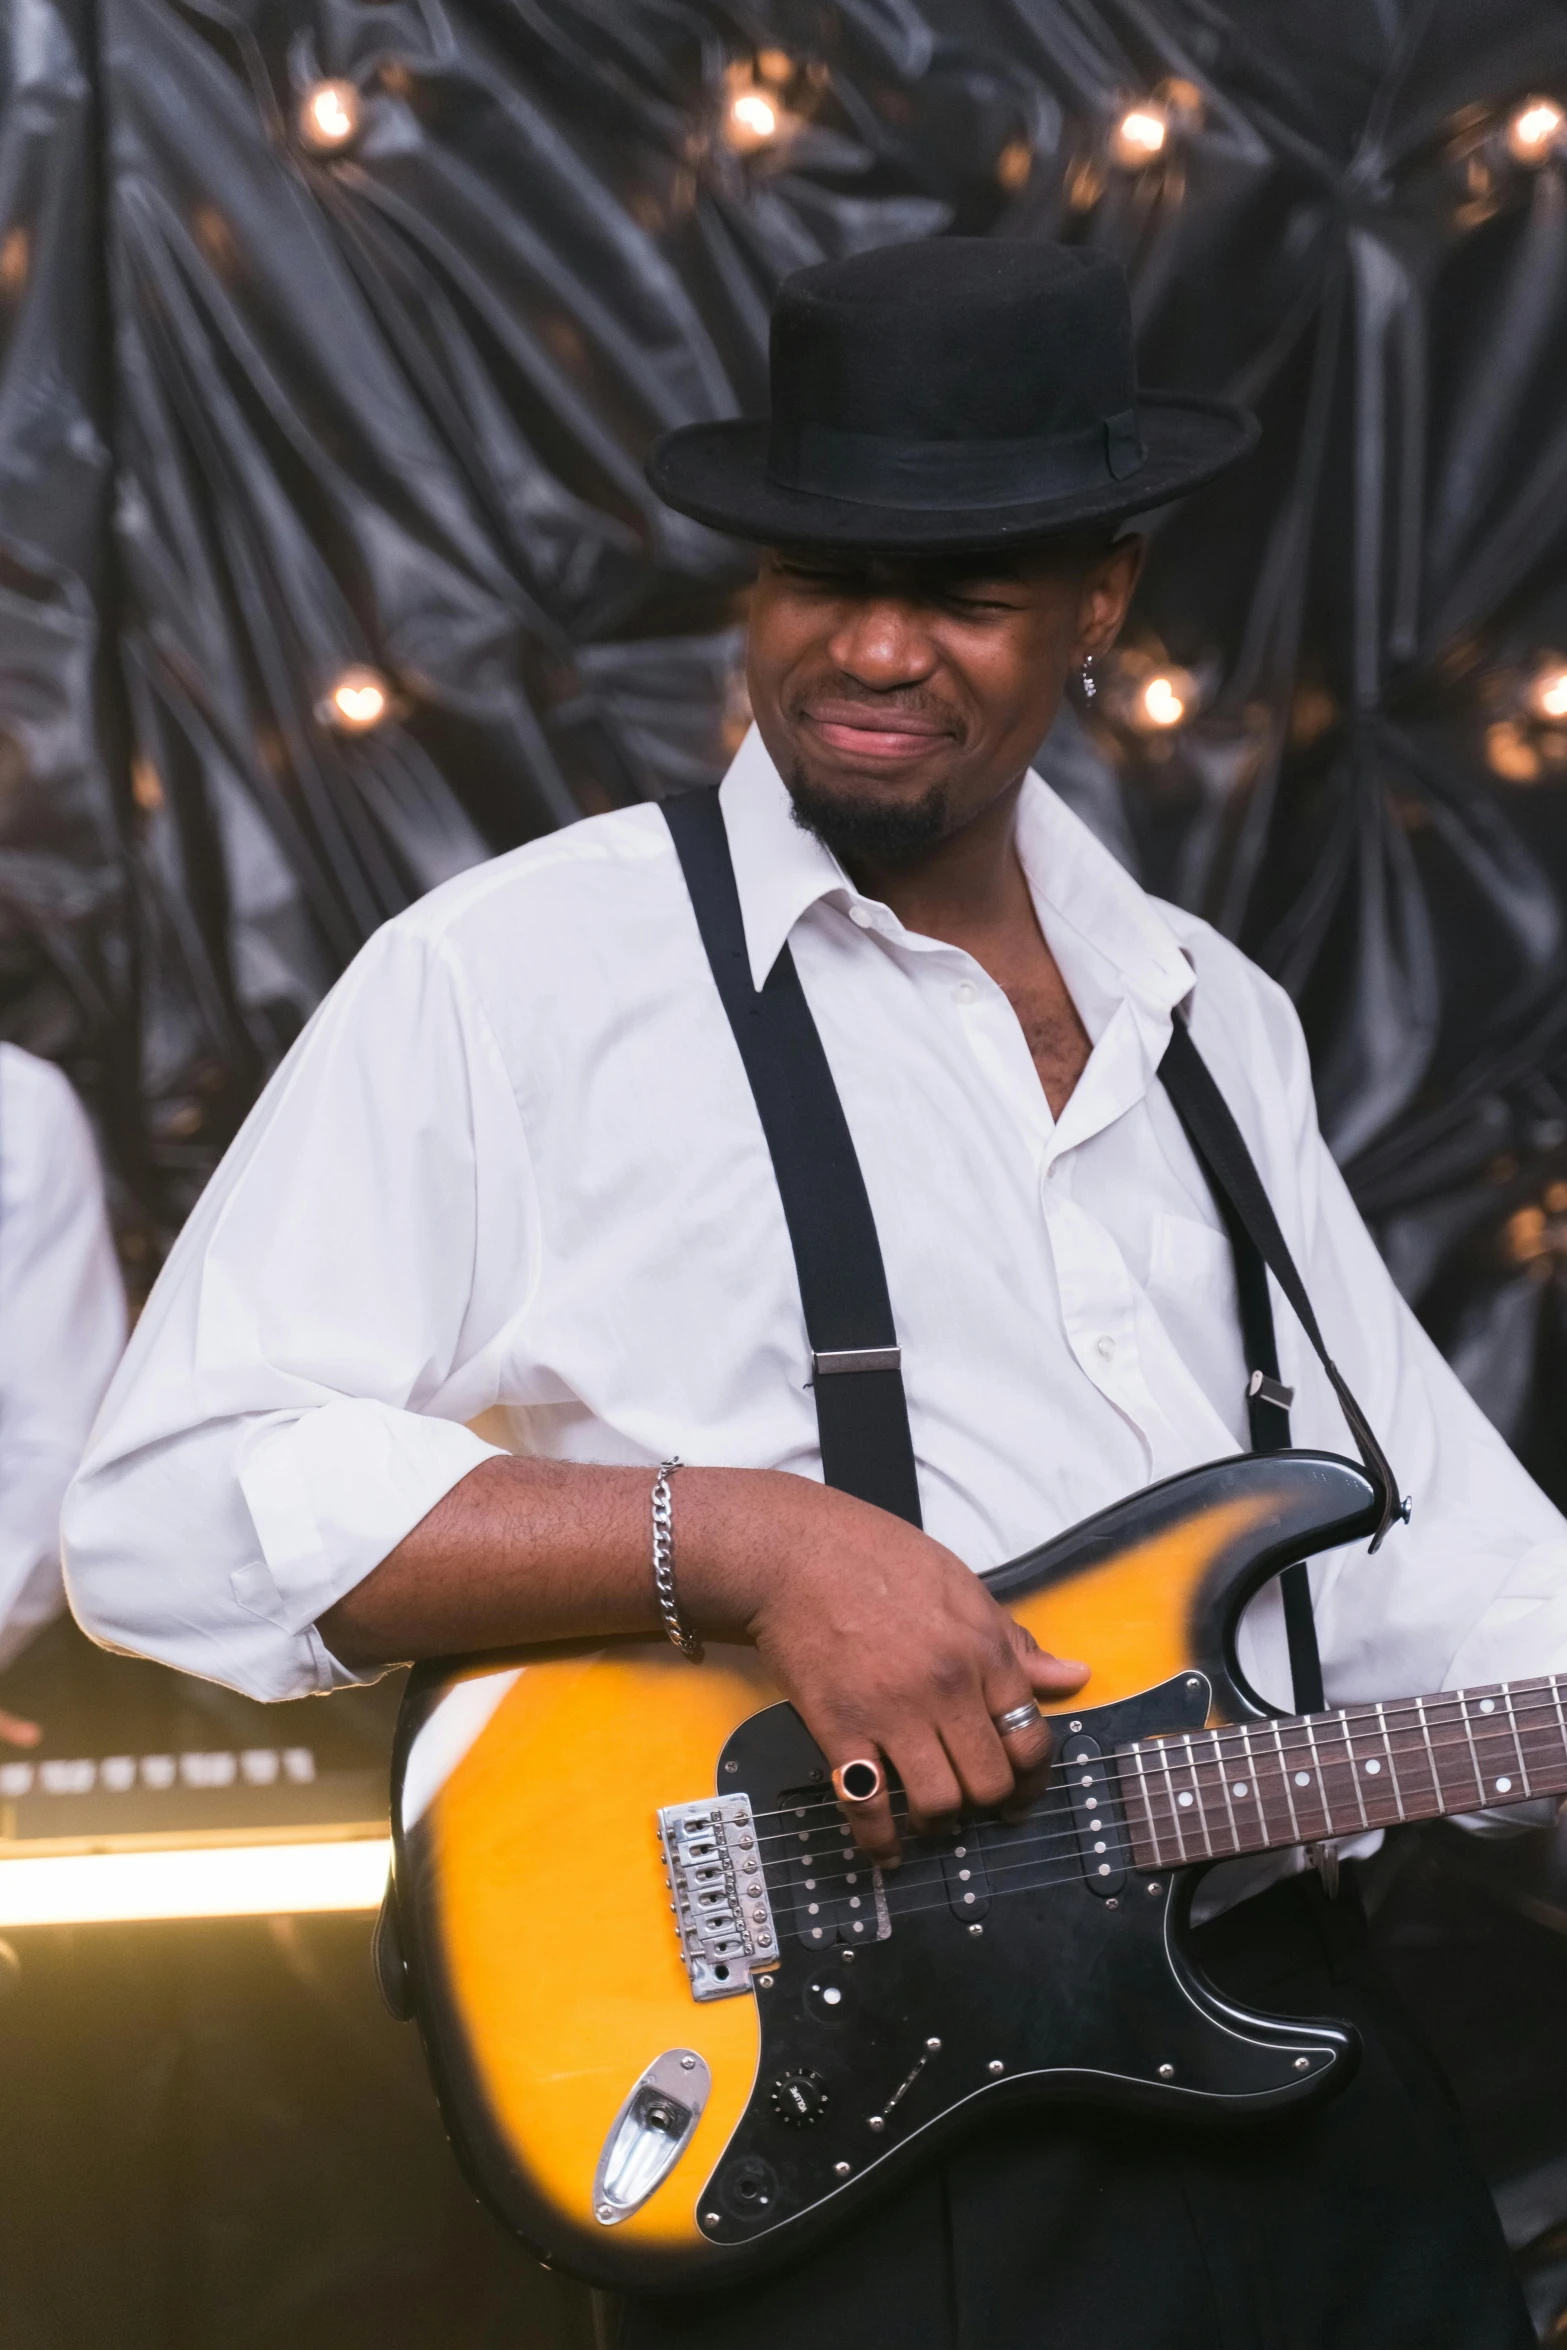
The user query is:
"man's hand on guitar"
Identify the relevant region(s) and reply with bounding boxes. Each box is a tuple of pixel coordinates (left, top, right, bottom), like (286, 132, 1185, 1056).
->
(711, 1479, 1088, 1867)
(319, 1454, 1088, 1867)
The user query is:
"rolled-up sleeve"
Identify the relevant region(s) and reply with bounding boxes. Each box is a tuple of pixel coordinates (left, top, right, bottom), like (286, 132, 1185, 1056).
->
(63, 919, 532, 1699)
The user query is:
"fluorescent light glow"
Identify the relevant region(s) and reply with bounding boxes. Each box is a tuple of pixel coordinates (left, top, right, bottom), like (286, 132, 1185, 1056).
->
(0, 1836, 390, 1926)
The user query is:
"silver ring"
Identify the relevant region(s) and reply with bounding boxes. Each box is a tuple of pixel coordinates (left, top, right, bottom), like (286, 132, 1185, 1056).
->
(991, 1700, 1044, 1738)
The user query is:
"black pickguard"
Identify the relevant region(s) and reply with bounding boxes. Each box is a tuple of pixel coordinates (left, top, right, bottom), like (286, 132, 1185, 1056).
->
(698, 1673, 1357, 2257)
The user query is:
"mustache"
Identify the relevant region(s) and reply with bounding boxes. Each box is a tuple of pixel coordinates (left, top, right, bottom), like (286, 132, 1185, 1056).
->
(791, 680, 965, 730)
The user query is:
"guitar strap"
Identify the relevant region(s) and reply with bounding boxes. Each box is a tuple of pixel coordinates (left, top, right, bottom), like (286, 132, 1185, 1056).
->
(662, 788, 1399, 1717)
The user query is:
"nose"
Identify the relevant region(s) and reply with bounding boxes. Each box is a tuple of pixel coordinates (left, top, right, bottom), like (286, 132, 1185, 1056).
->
(825, 596, 940, 691)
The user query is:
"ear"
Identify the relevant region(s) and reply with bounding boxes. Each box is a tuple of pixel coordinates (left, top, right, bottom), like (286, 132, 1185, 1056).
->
(1074, 536, 1145, 661)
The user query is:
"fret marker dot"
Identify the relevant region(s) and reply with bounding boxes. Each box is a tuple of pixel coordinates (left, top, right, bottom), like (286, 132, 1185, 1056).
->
(1177, 1792, 1194, 1807)
(1233, 1782, 1248, 1797)
(1495, 1776, 1513, 1794)
(1479, 1699, 1495, 1714)
(1364, 1759, 1381, 1774)
(1294, 1772, 1310, 1786)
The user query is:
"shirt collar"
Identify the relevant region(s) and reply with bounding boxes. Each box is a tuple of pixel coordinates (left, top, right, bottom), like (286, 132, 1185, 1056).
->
(716, 725, 1195, 1044)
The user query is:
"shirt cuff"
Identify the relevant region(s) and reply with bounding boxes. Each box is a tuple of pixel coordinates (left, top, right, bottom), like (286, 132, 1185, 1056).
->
(235, 1400, 504, 1660)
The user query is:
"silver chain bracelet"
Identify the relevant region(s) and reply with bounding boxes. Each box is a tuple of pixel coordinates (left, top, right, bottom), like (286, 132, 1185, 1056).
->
(651, 1457, 703, 1663)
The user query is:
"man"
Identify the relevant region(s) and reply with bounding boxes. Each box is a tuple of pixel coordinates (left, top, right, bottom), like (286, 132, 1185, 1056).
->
(0, 1043, 124, 1741)
(65, 241, 1562, 2345)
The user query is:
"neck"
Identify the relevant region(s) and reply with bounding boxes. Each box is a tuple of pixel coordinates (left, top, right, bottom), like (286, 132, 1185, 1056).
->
(1116, 1673, 1567, 1869)
(841, 772, 1030, 947)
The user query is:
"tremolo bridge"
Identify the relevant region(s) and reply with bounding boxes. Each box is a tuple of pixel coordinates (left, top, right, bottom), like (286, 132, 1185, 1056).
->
(658, 1796, 779, 2000)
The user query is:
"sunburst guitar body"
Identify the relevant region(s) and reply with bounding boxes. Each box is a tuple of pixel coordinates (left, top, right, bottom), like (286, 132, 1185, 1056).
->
(382, 1450, 1384, 2292)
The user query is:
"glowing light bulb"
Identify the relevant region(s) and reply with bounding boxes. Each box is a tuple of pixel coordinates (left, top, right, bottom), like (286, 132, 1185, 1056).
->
(1505, 97, 1564, 165)
(298, 79, 361, 155)
(1141, 675, 1186, 728)
(322, 666, 390, 732)
(1109, 105, 1169, 168)
(1528, 658, 1567, 721)
(727, 89, 780, 149)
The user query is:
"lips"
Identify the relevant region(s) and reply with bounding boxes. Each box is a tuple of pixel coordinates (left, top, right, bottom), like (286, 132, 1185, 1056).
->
(801, 702, 955, 763)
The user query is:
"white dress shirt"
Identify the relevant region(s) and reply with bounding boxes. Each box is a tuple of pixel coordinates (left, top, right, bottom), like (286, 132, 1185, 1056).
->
(0, 1046, 125, 1670)
(64, 732, 1567, 1734)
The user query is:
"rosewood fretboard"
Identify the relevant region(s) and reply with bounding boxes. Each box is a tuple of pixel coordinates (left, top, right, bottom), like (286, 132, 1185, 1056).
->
(1117, 1674, 1567, 1870)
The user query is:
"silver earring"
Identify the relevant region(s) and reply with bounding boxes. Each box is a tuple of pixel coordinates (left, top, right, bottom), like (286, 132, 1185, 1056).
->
(1081, 654, 1097, 700)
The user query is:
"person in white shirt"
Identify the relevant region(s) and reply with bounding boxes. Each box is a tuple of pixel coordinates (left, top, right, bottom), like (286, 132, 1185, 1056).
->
(0, 1045, 124, 1737)
(64, 242, 1544, 2347)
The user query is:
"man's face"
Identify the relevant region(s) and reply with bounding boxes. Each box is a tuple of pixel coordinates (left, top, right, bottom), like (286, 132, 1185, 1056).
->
(746, 538, 1141, 867)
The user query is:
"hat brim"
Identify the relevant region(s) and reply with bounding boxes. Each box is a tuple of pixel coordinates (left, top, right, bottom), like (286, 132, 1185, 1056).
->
(646, 392, 1257, 551)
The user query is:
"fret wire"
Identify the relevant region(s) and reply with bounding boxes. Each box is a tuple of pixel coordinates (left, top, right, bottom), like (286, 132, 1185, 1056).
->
(1502, 1686, 1533, 1796)
(1271, 1719, 1303, 1841)
(1372, 1702, 1406, 1820)
(1127, 1743, 1159, 1868)
(1414, 1694, 1442, 1812)
(1156, 1738, 1186, 1864)
(1303, 1715, 1328, 1837)
(1238, 1721, 1269, 1843)
(1457, 1690, 1486, 1806)
(1181, 1733, 1215, 1859)
(1342, 1711, 1370, 1830)
(1552, 1681, 1567, 1786)
(1213, 1726, 1241, 1853)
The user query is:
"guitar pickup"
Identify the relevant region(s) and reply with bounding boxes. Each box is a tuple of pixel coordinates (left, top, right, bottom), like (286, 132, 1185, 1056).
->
(659, 1796, 779, 2002)
(1064, 1735, 1126, 1898)
(942, 1837, 990, 1922)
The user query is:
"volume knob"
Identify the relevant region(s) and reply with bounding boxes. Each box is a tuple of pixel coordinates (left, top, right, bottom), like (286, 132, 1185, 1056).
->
(770, 2070, 829, 2127)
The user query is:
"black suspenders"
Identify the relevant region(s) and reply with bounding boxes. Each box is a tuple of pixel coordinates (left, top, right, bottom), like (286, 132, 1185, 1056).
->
(662, 788, 1398, 1718)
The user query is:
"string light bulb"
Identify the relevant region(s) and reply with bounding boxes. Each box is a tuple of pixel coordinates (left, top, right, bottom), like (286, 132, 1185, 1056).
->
(1139, 673, 1187, 728)
(321, 666, 391, 733)
(298, 79, 362, 156)
(1109, 104, 1169, 169)
(1504, 96, 1565, 166)
(726, 87, 780, 151)
(1527, 656, 1567, 721)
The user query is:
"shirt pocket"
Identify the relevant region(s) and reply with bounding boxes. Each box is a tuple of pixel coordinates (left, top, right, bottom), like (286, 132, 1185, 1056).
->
(1146, 1211, 1248, 1433)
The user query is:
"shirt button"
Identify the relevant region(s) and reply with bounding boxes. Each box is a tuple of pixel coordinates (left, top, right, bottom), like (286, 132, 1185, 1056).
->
(953, 980, 976, 1005)
(849, 905, 875, 930)
(1095, 1335, 1116, 1361)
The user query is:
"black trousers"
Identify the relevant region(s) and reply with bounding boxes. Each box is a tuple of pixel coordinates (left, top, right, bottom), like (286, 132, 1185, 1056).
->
(612, 1870, 1531, 2350)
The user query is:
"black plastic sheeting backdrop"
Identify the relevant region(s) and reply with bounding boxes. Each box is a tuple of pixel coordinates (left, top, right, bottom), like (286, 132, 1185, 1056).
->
(6, 10, 1567, 2341)
(5, 0, 1567, 1488)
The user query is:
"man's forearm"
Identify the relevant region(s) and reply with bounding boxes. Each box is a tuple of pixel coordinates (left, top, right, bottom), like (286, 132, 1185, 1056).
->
(315, 1454, 803, 1668)
(318, 1450, 1086, 1866)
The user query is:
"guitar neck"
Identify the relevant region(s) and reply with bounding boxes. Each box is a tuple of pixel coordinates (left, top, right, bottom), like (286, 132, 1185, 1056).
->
(1117, 1673, 1567, 1870)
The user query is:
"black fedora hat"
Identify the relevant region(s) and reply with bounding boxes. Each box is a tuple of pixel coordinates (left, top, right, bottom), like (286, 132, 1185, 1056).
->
(647, 238, 1256, 551)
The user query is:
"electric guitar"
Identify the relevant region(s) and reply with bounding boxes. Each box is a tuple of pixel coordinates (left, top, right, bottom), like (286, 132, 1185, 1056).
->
(383, 1447, 1563, 2293)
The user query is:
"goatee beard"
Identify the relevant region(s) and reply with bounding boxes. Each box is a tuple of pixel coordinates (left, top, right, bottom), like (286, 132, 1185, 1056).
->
(786, 762, 951, 869)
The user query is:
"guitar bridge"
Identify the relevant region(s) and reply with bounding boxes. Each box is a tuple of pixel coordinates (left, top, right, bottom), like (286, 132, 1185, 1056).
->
(659, 1795, 779, 2001)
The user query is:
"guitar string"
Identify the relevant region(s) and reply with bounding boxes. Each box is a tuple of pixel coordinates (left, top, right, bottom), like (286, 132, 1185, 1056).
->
(743, 1718, 1567, 1903)
(739, 1687, 1567, 1842)
(754, 1764, 1562, 1938)
(746, 1711, 1566, 1865)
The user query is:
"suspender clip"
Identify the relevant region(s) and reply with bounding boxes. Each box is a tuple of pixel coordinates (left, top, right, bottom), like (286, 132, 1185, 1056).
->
(1246, 1369, 1294, 1411)
(811, 1346, 902, 1377)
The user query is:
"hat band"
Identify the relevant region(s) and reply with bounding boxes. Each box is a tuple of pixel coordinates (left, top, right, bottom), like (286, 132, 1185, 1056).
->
(765, 407, 1145, 512)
